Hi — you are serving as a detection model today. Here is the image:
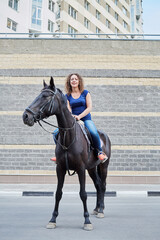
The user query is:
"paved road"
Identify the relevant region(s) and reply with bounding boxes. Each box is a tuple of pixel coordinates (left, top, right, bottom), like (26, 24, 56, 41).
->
(0, 192, 160, 240)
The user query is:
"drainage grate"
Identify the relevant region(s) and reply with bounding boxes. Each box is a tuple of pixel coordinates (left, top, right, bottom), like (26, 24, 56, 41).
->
(22, 191, 54, 196)
(148, 191, 160, 197)
(87, 191, 116, 197)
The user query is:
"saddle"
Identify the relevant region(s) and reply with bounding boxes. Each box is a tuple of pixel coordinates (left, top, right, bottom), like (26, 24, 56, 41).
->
(77, 120, 93, 147)
(77, 121, 101, 169)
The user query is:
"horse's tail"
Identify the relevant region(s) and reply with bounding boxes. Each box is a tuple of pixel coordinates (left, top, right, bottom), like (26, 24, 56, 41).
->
(98, 130, 111, 160)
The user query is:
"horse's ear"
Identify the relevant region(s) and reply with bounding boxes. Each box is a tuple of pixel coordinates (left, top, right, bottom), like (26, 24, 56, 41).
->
(43, 80, 47, 87)
(50, 77, 56, 91)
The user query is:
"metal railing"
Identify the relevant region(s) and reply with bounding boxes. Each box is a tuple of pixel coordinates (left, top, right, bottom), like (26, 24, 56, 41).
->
(0, 32, 160, 40)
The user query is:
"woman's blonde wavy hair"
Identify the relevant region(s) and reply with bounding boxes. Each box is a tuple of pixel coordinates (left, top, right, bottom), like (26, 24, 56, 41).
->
(65, 73, 84, 95)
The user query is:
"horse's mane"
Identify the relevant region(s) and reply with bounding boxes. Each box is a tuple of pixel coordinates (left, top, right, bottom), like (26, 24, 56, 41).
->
(57, 88, 67, 105)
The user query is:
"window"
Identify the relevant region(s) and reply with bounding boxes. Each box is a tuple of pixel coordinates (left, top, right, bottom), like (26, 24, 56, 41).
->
(131, 5, 135, 32)
(68, 25, 77, 37)
(68, 5, 77, 19)
(84, 0, 90, 11)
(115, 27, 119, 34)
(122, 6, 127, 15)
(12, 21, 17, 31)
(84, 18, 90, 29)
(7, 18, 17, 31)
(115, 12, 118, 21)
(7, 18, 11, 29)
(96, 27, 100, 34)
(48, 20, 54, 32)
(106, 19, 110, 28)
(48, 0, 55, 12)
(115, 0, 118, 5)
(106, 3, 110, 13)
(32, 7, 42, 25)
(96, 10, 100, 20)
(31, 0, 42, 30)
(8, 0, 18, 11)
(96, 0, 100, 3)
(123, 20, 128, 29)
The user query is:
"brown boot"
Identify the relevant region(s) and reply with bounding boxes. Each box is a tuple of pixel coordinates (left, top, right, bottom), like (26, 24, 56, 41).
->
(98, 152, 108, 163)
(50, 157, 56, 163)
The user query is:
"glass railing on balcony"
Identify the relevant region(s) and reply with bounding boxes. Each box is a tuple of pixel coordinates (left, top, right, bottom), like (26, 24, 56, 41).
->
(56, 11, 60, 19)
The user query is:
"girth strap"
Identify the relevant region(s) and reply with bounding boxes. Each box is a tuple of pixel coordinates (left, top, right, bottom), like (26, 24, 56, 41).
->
(65, 151, 76, 176)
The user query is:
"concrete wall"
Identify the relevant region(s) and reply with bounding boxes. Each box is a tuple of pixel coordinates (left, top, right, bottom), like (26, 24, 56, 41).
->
(0, 39, 160, 184)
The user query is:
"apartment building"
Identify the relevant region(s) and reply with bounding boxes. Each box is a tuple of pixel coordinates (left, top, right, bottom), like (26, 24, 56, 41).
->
(57, 0, 143, 37)
(0, 0, 143, 37)
(0, 0, 58, 35)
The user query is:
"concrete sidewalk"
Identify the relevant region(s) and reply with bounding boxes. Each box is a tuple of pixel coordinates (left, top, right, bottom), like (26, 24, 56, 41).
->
(0, 184, 160, 197)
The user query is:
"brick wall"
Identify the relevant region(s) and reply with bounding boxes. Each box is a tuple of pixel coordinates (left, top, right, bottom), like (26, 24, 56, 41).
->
(0, 39, 160, 183)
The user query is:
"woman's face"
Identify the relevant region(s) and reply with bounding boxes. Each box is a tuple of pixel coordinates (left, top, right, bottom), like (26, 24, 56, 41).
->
(70, 74, 79, 88)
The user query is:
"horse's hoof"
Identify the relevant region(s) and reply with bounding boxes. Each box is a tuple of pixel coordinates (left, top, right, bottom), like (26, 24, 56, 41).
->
(83, 223, 93, 231)
(91, 210, 98, 215)
(46, 222, 56, 229)
(96, 212, 104, 218)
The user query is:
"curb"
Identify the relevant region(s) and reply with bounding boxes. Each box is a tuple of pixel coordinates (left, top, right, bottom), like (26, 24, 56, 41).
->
(22, 191, 160, 197)
(1, 191, 160, 197)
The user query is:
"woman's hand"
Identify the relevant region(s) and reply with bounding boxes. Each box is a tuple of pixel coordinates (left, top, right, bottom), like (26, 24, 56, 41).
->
(72, 115, 80, 121)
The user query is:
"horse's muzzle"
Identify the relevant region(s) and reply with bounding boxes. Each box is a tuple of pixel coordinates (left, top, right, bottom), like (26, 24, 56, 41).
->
(22, 111, 35, 126)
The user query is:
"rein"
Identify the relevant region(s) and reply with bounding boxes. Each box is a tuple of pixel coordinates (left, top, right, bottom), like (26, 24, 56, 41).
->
(39, 118, 76, 132)
(40, 118, 77, 176)
(25, 88, 77, 176)
(53, 122, 77, 176)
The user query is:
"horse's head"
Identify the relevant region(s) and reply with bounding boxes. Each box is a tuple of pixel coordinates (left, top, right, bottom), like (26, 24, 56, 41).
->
(23, 77, 62, 126)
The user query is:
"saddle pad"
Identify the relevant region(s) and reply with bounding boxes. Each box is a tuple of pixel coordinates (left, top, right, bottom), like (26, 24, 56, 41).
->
(77, 120, 91, 146)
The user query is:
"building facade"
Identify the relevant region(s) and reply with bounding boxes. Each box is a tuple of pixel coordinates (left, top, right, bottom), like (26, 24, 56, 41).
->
(0, 0, 58, 35)
(57, 0, 143, 38)
(0, 38, 160, 184)
(0, 0, 143, 37)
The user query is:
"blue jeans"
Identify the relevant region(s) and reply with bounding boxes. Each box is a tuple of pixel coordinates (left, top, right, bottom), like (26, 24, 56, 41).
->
(52, 120, 102, 152)
(52, 128, 59, 144)
(84, 120, 102, 152)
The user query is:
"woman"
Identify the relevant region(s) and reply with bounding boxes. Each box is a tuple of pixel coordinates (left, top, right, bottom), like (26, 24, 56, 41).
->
(51, 73, 108, 163)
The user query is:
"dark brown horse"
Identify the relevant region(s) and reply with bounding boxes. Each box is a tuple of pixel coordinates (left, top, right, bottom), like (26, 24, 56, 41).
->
(22, 77, 111, 230)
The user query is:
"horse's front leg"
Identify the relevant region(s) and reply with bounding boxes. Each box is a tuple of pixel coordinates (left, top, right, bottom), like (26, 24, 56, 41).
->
(77, 168, 93, 231)
(46, 165, 66, 229)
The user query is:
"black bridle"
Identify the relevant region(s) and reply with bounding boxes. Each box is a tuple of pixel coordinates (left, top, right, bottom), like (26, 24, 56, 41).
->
(25, 89, 57, 124)
(25, 88, 76, 176)
(25, 88, 76, 132)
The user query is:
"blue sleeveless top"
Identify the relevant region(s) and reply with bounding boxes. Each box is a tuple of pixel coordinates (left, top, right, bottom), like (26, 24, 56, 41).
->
(66, 90, 91, 121)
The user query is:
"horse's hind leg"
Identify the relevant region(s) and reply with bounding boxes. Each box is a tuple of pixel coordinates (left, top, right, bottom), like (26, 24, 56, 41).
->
(77, 168, 93, 231)
(46, 165, 66, 229)
(97, 165, 108, 218)
(88, 168, 105, 218)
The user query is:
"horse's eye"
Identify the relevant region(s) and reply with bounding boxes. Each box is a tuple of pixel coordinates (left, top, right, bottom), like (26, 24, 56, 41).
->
(42, 93, 48, 98)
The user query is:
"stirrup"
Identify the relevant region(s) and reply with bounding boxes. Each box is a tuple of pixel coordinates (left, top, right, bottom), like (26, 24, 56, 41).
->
(98, 152, 108, 163)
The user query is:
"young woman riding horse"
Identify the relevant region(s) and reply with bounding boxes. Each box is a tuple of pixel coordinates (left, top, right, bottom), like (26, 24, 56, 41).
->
(22, 76, 111, 230)
(51, 73, 108, 163)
